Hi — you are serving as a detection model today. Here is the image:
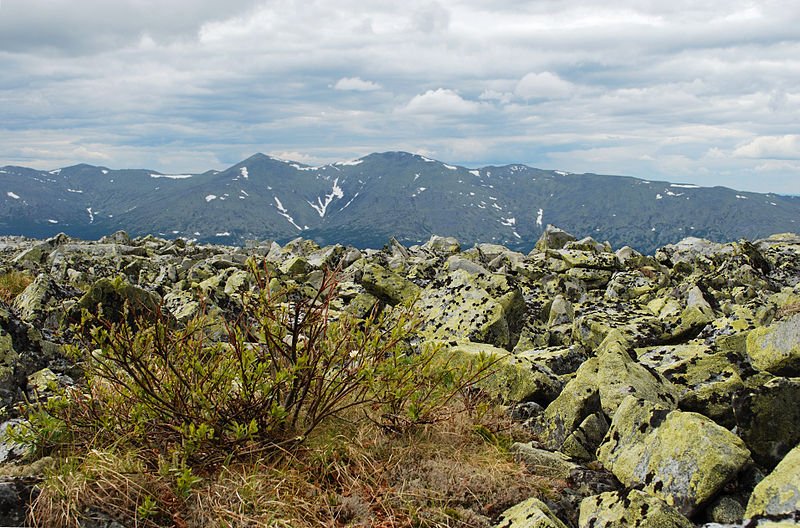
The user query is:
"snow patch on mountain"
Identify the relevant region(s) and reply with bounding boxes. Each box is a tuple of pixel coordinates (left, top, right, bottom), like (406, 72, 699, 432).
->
(307, 178, 344, 217)
(205, 195, 217, 202)
(536, 208, 544, 226)
(274, 196, 302, 230)
(6, 192, 20, 199)
(671, 183, 699, 189)
(240, 167, 249, 179)
(340, 192, 359, 211)
(443, 164, 457, 170)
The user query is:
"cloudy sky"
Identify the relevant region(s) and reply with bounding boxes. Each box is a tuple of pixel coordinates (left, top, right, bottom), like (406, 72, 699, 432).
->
(1, 0, 799, 193)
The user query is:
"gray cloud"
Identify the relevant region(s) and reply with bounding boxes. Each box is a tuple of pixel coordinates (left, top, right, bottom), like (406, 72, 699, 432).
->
(1, 0, 799, 193)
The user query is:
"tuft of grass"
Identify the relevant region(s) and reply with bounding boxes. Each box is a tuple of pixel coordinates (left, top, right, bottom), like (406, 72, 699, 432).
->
(0, 270, 33, 303)
(29, 403, 559, 528)
(776, 302, 800, 320)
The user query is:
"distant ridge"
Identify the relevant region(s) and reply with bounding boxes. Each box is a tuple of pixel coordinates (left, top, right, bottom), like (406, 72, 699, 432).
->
(2, 151, 798, 254)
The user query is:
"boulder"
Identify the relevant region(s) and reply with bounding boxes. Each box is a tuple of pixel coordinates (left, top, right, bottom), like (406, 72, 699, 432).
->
(597, 396, 751, 517)
(421, 235, 461, 256)
(494, 497, 569, 528)
(358, 263, 420, 306)
(638, 343, 745, 427)
(417, 270, 524, 349)
(595, 331, 678, 416)
(534, 225, 576, 252)
(578, 489, 693, 528)
(530, 357, 601, 450)
(572, 306, 663, 351)
(75, 276, 162, 327)
(435, 341, 563, 404)
(745, 442, 800, 518)
(733, 376, 800, 467)
(746, 313, 800, 376)
(511, 443, 581, 480)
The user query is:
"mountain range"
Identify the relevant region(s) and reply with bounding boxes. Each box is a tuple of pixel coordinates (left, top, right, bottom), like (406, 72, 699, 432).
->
(2, 151, 798, 254)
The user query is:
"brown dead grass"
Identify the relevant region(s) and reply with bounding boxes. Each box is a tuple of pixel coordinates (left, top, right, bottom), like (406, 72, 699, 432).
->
(775, 302, 800, 320)
(29, 405, 562, 528)
(0, 270, 33, 304)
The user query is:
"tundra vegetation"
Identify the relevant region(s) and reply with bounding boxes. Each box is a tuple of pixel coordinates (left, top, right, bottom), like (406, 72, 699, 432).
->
(0, 226, 799, 527)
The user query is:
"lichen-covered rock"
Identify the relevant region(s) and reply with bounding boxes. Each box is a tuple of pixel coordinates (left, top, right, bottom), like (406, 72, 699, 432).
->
(578, 489, 694, 528)
(417, 270, 523, 349)
(605, 269, 668, 301)
(555, 249, 619, 271)
(638, 343, 745, 427)
(358, 262, 420, 305)
(745, 443, 800, 518)
(746, 313, 800, 376)
(511, 443, 581, 480)
(535, 225, 576, 251)
(702, 495, 746, 524)
(595, 331, 678, 416)
(560, 412, 609, 461)
(494, 497, 569, 528)
(660, 305, 716, 342)
(75, 276, 161, 326)
(530, 357, 601, 450)
(12, 273, 77, 329)
(435, 340, 562, 404)
(597, 395, 751, 516)
(280, 255, 310, 276)
(421, 234, 461, 256)
(733, 376, 800, 467)
(572, 306, 663, 351)
(515, 345, 587, 376)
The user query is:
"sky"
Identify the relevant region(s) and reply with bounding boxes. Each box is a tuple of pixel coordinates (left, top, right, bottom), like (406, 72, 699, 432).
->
(1, 0, 799, 194)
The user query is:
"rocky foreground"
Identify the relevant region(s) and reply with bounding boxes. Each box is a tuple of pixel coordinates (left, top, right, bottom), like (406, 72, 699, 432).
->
(1, 225, 800, 527)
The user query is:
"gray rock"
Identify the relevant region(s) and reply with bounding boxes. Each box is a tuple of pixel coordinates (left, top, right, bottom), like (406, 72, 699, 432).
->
(732, 376, 800, 467)
(534, 225, 576, 251)
(579, 488, 693, 528)
(494, 497, 569, 528)
(597, 395, 751, 517)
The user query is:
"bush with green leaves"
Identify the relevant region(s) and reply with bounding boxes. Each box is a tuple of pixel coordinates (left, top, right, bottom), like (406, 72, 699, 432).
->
(17, 262, 496, 468)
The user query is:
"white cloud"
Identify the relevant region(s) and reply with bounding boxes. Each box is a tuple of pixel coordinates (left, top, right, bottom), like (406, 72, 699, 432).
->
(733, 135, 800, 159)
(333, 77, 382, 91)
(1, 1, 800, 193)
(400, 89, 482, 115)
(479, 89, 513, 104)
(514, 72, 575, 100)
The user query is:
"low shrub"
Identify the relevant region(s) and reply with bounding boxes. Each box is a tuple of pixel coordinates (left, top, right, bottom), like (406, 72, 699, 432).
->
(15, 261, 533, 526)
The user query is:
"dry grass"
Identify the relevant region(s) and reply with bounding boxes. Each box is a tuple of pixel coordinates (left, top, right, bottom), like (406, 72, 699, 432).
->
(29, 404, 562, 528)
(0, 270, 33, 303)
(776, 302, 800, 320)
